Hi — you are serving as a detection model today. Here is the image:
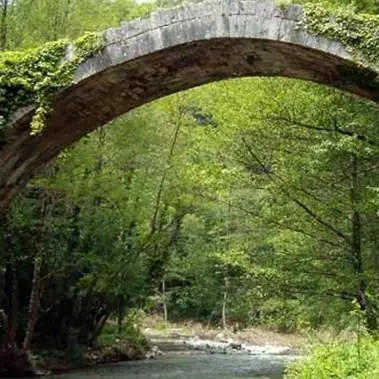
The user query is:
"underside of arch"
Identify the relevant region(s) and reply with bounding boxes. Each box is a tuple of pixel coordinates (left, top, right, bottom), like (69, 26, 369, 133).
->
(1, 35, 379, 212)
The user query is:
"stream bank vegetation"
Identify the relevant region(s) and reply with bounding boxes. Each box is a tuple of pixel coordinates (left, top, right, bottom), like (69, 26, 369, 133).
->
(286, 337, 379, 378)
(2, 0, 379, 377)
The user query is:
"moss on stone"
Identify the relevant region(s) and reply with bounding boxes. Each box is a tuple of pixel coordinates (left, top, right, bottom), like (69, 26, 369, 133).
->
(2, 2, 379, 140)
(300, 4, 379, 68)
(0, 32, 104, 138)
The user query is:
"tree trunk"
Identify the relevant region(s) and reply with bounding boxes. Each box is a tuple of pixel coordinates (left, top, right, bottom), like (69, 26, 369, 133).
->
(5, 262, 17, 349)
(222, 276, 228, 330)
(162, 279, 168, 322)
(350, 155, 365, 297)
(350, 155, 377, 331)
(117, 305, 124, 335)
(4, 217, 18, 350)
(149, 119, 182, 237)
(0, 0, 8, 51)
(91, 313, 109, 346)
(23, 255, 42, 350)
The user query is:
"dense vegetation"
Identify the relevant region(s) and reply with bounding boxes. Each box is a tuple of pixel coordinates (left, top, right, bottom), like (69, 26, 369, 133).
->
(286, 336, 379, 378)
(1, 0, 379, 377)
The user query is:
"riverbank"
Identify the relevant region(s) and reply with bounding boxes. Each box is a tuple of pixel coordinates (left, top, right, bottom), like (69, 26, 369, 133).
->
(0, 340, 150, 377)
(142, 317, 305, 355)
(37, 318, 301, 379)
(33, 340, 148, 376)
(5, 317, 305, 377)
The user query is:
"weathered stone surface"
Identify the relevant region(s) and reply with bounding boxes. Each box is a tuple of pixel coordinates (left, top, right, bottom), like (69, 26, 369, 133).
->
(1, 0, 379, 211)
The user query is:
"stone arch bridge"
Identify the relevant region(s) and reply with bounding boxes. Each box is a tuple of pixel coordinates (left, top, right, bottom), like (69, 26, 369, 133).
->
(1, 0, 379, 212)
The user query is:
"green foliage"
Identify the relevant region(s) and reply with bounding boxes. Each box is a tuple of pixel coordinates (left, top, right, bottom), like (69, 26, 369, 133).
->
(299, 0, 379, 14)
(285, 337, 379, 378)
(98, 311, 148, 348)
(5, 0, 157, 50)
(301, 3, 379, 66)
(162, 76, 379, 332)
(0, 32, 103, 136)
(4, 0, 379, 361)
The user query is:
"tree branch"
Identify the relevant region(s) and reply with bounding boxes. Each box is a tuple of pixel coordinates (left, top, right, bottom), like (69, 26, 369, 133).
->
(270, 116, 379, 147)
(241, 137, 350, 244)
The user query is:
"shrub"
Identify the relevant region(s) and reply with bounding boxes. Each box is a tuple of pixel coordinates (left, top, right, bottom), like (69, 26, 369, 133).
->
(98, 309, 149, 349)
(285, 337, 379, 379)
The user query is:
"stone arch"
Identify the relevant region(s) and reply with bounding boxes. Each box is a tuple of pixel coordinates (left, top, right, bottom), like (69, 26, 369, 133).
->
(1, 0, 379, 211)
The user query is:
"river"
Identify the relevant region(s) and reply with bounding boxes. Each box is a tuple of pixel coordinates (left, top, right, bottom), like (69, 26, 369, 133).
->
(49, 353, 292, 379)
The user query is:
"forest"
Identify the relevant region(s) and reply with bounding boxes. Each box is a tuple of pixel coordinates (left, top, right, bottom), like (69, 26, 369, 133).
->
(1, 0, 379, 378)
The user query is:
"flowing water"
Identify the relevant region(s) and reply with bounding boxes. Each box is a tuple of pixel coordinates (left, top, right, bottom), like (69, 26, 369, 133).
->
(50, 353, 292, 379)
